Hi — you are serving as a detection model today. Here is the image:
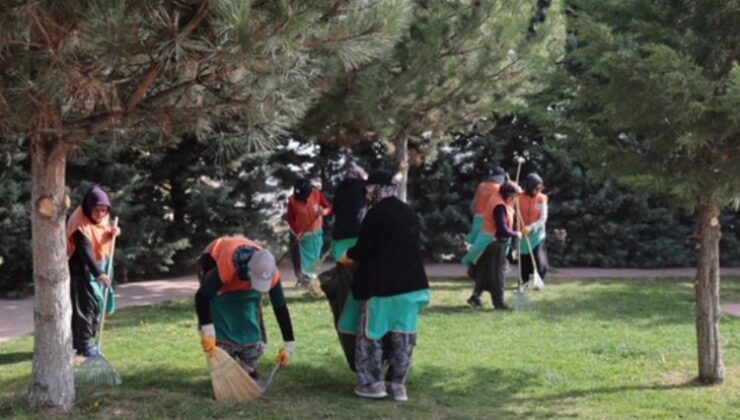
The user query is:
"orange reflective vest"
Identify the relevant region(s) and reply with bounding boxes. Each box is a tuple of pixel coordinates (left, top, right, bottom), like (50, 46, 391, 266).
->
(482, 194, 514, 237)
(205, 236, 280, 294)
(66, 206, 113, 262)
(519, 193, 548, 226)
(473, 181, 500, 215)
(288, 190, 323, 234)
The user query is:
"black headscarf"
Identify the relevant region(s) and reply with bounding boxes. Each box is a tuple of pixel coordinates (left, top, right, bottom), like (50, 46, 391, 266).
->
(293, 178, 312, 202)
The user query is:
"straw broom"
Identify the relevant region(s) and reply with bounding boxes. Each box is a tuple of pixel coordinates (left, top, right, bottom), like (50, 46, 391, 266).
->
(207, 346, 264, 402)
(75, 217, 122, 386)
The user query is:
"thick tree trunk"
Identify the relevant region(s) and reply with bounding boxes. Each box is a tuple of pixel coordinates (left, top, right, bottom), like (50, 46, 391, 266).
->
(27, 137, 74, 411)
(393, 136, 409, 202)
(694, 199, 724, 384)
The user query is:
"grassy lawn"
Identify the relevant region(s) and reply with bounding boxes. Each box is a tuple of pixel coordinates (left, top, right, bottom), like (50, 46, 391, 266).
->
(1, 277, 739, 419)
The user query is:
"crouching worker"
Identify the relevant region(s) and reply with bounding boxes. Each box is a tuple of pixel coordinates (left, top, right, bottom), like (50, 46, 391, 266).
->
(195, 236, 295, 378)
(338, 171, 430, 402)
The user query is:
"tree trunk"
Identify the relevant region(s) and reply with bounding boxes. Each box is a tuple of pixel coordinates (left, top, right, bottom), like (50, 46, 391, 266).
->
(694, 199, 724, 384)
(393, 136, 409, 202)
(27, 137, 74, 411)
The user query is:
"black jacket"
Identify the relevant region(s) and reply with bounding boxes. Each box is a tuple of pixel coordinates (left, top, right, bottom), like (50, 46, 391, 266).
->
(332, 178, 367, 240)
(348, 196, 428, 300)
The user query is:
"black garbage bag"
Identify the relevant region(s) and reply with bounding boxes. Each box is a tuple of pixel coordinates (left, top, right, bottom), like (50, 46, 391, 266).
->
(319, 265, 357, 371)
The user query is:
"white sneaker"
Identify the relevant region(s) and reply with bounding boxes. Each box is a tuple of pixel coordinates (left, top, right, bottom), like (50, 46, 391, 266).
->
(386, 382, 408, 402)
(354, 382, 387, 399)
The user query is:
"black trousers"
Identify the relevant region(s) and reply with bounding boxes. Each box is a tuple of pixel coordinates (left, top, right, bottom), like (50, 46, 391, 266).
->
(472, 240, 507, 308)
(520, 241, 549, 284)
(70, 274, 99, 352)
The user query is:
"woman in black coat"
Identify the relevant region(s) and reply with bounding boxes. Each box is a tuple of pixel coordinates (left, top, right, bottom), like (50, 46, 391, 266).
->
(341, 170, 430, 402)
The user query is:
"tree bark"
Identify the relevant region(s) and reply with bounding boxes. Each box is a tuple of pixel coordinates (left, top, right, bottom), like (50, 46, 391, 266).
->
(27, 137, 74, 411)
(694, 199, 724, 384)
(394, 136, 409, 202)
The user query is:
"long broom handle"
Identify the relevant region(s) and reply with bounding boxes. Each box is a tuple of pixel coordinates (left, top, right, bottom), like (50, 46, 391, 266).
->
(97, 216, 119, 352)
(515, 211, 540, 276)
(514, 159, 524, 288)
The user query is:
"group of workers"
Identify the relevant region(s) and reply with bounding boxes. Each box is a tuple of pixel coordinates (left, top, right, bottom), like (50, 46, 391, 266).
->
(65, 162, 547, 402)
(462, 167, 549, 309)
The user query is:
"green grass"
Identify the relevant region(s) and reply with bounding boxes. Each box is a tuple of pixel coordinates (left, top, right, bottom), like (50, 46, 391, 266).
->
(2, 277, 739, 419)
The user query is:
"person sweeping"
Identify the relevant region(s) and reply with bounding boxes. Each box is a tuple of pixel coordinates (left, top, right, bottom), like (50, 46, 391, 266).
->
(465, 166, 508, 246)
(462, 181, 524, 310)
(287, 177, 332, 291)
(67, 185, 120, 358)
(338, 170, 430, 402)
(195, 236, 295, 380)
(518, 173, 549, 289)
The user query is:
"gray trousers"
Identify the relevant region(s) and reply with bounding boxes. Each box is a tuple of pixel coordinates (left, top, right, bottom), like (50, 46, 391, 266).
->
(218, 340, 266, 375)
(355, 303, 416, 386)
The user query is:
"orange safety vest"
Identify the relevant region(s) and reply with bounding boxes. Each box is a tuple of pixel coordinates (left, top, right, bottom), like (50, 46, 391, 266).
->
(482, 194, 514, 237)
(205, 236, 280, 294)
(473, 181, 500, 215)
(289, 190, 323, 234)
(519, 193, 548, 226)
(66, 206, 113, 262)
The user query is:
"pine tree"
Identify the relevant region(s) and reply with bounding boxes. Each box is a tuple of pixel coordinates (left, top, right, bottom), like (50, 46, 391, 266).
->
(555, 0, 740, 383)
(0, 0, 411, 410)
(302, 0, 565, 201)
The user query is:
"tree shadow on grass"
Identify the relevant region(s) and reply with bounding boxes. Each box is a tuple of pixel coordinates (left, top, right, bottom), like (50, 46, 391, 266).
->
(526, 279, 696, 326)
(0, 351, 32, 365)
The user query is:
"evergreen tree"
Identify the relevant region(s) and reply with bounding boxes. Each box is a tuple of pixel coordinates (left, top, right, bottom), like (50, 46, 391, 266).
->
(0, 0, 411, 410)
(303, 0, 565, 201)
(555, 0, 740, 383)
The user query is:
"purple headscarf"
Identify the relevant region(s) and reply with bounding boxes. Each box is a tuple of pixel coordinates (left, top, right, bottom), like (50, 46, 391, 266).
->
(81, 185, 112, 223)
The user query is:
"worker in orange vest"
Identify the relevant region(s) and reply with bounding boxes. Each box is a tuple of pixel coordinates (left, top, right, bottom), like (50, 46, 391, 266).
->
(518, 173, 549, 289)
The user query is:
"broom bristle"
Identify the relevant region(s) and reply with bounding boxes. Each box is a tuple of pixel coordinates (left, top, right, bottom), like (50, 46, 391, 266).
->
(208, 347, 263, 402)
(514, 287, 530, 311)
(533, 272, 545, 290)
(74, 354, 122, 386)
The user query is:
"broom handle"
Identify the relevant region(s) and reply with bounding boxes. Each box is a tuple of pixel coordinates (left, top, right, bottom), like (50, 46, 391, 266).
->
(515, 211, 540, 275)
(97, 216, 119, 352)
(514, 159, 523, 288)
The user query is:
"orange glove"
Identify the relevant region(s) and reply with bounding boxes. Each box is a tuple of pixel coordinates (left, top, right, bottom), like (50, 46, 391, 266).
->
(277, 341, 295, 366)
(338, 255, 354, 266)
(200, 324, 216, 355)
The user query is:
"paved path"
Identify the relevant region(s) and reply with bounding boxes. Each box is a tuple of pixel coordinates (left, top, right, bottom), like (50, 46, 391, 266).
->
(2, 265, 739, 343)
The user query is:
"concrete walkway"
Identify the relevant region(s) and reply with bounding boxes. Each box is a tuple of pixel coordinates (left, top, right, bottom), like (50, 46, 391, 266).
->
(2, 265, 739, 344)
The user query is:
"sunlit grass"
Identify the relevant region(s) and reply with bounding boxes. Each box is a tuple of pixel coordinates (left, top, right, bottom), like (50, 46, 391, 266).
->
(1, 277, 739, 419)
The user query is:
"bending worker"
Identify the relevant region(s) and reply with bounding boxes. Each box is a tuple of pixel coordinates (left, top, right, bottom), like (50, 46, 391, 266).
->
(195, 236, 295, 378)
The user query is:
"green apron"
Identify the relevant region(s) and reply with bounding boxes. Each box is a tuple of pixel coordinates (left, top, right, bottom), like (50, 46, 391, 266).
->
(464, 215, 484, 245)
(300, 229, 323, 275)
(338, 289, 431, 340)
(210, 290, 264, 345)
(330, 237, 358, 261)
(89, 257, 115, 318)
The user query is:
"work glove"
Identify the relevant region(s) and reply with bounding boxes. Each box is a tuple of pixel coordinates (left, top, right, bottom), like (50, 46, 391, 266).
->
(337, 255, 354, 266)
(522, 226, 531, 237)
(277, 341, 295, 366)
(200, 324, 216, 356)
